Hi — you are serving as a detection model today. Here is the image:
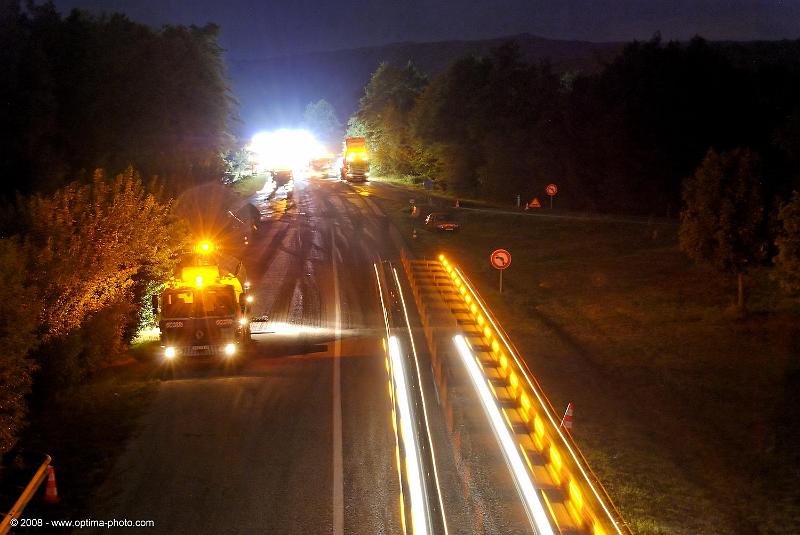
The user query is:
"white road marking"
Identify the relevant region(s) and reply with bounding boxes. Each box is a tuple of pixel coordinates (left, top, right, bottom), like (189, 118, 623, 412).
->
(331, 227, 344, 535)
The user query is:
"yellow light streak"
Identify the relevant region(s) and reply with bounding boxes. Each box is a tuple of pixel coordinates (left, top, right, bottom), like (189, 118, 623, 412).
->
(569, 480, 584, 511)
(389, 336, 429, 535)
(453, 335, 555, 535)
(449, 263, 626, 533)
(550, 447, 563, 472)
(392, 268, 449, 534)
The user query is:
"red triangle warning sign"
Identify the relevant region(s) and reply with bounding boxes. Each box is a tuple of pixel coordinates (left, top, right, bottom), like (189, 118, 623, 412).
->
(528, 198, 542, 208)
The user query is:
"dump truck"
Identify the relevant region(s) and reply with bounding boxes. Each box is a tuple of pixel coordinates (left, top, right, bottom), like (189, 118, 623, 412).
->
(340, 137, 370, 182)
(153, 240, 252, 362)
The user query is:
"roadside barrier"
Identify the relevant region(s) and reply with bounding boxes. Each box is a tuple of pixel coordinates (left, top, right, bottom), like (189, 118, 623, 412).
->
(0, 455, 54, 535)
(401, 251, 630, 535)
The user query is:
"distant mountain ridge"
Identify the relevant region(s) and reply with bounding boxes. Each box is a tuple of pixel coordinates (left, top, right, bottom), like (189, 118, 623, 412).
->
(228, 32, 800, 137)
(228, 33, 624, 134)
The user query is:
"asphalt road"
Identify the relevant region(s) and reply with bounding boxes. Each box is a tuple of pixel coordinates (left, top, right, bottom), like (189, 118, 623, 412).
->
(89, 175, 530, 534)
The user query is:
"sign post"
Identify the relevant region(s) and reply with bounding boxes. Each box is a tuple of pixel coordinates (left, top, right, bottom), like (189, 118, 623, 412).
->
(490, 249, 511, 292)
(546, 183, 558, 209)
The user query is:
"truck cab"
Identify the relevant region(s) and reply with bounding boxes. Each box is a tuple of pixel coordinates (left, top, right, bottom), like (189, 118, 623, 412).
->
(154, 241, 252, 362)
(341, 137, 370, 182)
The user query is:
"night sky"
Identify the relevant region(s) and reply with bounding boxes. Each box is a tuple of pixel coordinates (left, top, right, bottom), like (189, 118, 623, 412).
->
(51, 0, 800, 60)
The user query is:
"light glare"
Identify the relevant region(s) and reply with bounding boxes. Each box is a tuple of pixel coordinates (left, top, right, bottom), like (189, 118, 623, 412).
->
(248, 129, 326, 172)
(453, 335, 555, 534)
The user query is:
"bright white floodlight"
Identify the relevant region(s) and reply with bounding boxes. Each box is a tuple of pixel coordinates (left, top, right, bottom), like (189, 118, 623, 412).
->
(247, 129, 326, 172)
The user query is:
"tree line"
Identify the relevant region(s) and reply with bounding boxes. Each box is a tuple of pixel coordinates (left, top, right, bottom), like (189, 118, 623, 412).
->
(0, 2, 233, 455)
(0, 1, 234, 197)
(351, 36, 800, 212)
(350, 36, 800, 308)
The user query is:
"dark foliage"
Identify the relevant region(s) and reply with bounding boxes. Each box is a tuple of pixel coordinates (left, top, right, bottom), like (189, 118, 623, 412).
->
(0, 1, 235, 198)
(360, 35, 800, 214)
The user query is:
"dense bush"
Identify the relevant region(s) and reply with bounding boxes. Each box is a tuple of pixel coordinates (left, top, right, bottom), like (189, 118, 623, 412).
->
(775, 192, 800, 296)
(0, 169, 184, 453)
(0, 1, 233, 456)
(0, 239, 40, 454)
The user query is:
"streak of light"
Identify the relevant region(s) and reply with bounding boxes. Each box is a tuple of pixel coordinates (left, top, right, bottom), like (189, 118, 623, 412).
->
(392, 267, 449, 534)
(451, 265, 624, 532)
(374, 264, 409, 533)
(453, 334, 555, 535)
(389, 335, 429, 535)
(253, 321, 330, 336)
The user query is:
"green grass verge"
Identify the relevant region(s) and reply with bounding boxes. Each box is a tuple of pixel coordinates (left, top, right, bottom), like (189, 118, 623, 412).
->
(369, 174, 489, 207)
(373, 193, 800, 534)
(229, 174, 268, 198)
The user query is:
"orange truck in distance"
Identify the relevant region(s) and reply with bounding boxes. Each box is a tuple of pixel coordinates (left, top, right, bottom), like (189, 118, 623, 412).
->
(341, 137, 370, 182)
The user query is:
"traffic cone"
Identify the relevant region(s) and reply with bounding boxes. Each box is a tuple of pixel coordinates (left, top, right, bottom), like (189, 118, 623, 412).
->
(43, 465, 60, 504)
(455, 198, 461, 208)
(412, 228, 418, 240)
(560, 403, 573, 432)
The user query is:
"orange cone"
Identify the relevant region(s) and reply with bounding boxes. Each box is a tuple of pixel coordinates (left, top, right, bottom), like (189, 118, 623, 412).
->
(455, 198, 461, 208)
(43, 465, 60, 504)
(560, 403, 573, 432)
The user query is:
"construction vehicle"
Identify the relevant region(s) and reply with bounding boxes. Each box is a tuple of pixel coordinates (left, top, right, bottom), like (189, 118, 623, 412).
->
(153, 240, 252, 362)
(340, 137, 370, 182)
(310, 154, 337, 177)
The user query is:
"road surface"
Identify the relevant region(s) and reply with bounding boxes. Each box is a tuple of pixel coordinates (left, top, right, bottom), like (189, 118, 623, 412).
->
(90, 176, 528, 534)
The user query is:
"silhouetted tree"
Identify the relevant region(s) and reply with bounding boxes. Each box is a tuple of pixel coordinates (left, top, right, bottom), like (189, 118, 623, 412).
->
(303, 99, 341, 150)
(355, 62, 428, 176)
(775, 191, 800, 296)
(413, 42, 561, 198)
(680, 148, 767, 310)
(0, 2, 235, 197)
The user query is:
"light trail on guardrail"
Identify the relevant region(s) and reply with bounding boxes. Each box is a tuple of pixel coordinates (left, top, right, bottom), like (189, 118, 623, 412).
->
(453, 334, 555, 534)
(374, 261, 448, 535)
(402, 253, 630, 535)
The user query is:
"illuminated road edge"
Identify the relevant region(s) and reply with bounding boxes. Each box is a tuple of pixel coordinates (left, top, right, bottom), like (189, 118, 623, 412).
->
(392, 266, 449, 535)
(389, 335, 430, 535)
(453, 334, 555, 535)
(434, 255, 628, 534)
(374, 263, 447, 534)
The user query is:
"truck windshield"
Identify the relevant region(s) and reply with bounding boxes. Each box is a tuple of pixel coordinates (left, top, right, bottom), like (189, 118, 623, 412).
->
(162, 288, 237, 319)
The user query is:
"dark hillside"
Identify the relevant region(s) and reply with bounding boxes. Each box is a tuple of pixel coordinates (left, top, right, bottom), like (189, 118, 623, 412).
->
(229, 33, 623, 132)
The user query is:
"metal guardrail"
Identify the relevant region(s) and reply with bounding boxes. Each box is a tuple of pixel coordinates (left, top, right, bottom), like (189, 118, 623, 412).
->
(401, 252, 630, 535)
(0, 455, 52, 535)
